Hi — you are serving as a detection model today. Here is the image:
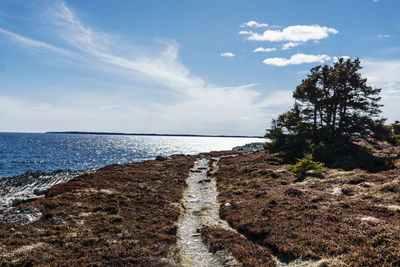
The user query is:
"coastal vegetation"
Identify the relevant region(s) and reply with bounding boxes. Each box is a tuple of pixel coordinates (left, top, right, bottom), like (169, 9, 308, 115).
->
(0, 155, 196, 265)
(289, 153, 324, 181)
(1, 59, 399, 266)
(207, 149, 400, 266)
(265, 58, 399, 172)
(199, 59, 400, 266)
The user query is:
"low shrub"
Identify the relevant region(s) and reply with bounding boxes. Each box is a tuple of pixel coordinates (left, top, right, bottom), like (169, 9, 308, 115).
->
(289, 153, 323, 180)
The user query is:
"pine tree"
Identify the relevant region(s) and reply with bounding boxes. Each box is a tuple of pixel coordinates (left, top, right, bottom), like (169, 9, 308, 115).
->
(266, 58, 384, 162)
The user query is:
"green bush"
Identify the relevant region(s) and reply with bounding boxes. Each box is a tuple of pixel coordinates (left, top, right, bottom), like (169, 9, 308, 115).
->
(393, 135, 400, 146)
(290, 153, 324, 180)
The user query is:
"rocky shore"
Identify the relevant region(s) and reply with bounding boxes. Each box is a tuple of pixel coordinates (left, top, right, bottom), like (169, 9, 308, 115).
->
(3, 141, 398, 266)
(0, 154, 197, 266)
(232, 142, 264, 154)
(0, 142, 262, 217)
(0, 169, 95, 224)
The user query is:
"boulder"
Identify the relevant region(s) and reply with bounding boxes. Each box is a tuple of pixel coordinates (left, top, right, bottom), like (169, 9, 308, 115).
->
(155, 155, 168, 161)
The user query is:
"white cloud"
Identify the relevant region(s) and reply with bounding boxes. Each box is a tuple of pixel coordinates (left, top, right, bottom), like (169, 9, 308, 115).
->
(0, 1, 292, 135)
(220, 52, 235, 57)
(240, 24, 338, 42)
(241, 21, 269, 28)
(362, 59, 400, 122)
(253, 47, 276, 53)
(0, 28, 73, 56)
(238, 30, 254, 35)
(263, 53, 331, 66)
(362, 59, 400, 92)
(377, 34, 391, 38)
(281, 42, 302, 50)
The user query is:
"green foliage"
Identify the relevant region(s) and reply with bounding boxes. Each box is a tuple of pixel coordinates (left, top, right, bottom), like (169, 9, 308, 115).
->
(393, 121, 400, 135)
(289, 153, 324, 180)
(369, 120, 400, 146)
(387, 121, 400, 146)
(265, 58, 385, 166)
(393, 135, 400, 146)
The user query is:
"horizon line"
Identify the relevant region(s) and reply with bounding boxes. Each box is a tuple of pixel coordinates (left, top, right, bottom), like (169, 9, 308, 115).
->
(43, 131, 265, 139)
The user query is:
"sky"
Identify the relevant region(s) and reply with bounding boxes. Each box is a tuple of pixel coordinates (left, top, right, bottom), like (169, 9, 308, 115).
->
(0, 0, 399, 135)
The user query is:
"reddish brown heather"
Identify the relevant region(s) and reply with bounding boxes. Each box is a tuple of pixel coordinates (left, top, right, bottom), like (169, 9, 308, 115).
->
(210, 151, 400, 266)
(201, 226, 276, 266)
(0, 155, 196, 266)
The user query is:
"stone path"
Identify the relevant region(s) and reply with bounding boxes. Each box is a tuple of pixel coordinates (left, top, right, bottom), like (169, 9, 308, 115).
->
(177, 156, 240, 267)
(177, 155, 329, 267)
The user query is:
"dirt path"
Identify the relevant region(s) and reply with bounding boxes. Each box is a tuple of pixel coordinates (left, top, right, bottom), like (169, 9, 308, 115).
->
(177, 155, 330, 267)
(177, 156, 238, 267)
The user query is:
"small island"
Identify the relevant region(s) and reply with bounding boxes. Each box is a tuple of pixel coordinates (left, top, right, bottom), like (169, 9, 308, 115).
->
(45, 131, 263, 139)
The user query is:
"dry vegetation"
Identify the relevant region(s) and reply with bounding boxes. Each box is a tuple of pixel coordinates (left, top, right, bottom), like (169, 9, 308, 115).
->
(1, 143, 399, 266)
(207, 143, 400, 266)
(0, 155, 196, 266)
(201, 226, 276, 266)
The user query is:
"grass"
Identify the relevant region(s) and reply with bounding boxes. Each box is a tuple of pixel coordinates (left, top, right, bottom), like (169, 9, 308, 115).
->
(208, 145, 400, 266)
(201, 226, 276, 266)
(0, 155, 196, 266)
(1, 144, 399, 266)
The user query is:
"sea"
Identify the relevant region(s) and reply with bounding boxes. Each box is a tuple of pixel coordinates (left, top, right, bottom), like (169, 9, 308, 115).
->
(0, 132, 265, 178)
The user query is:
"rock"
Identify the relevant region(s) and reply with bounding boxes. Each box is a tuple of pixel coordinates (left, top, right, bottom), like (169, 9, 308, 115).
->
(33, 187, 48, 196)
(0, 168, 94, 213)
(203, 178, 211, 183)
(0, 206, 42, 225)
(11, 197, 37, 207)
(224, 202, 231, 207)
(232, 142, 265, 155)
(198, 178, 211, 184)
(155, 155, 168, 161)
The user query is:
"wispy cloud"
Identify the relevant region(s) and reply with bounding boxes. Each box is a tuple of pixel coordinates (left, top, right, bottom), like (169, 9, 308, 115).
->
(377, 34, 391, 38)
(281, 42, 302, 50)
(238, 30, 253, 35)
(362, 59, 400, 93)
(362, 58, 400, 122)
(241, 21, 268, 28)
(0, 28, 73, 56)
(253, 47, 276, 53)
(263, 53, 331, 66)
(0, 1, 291, 135)
(220, 52, 235, 57)
(240, 24, 338, 42)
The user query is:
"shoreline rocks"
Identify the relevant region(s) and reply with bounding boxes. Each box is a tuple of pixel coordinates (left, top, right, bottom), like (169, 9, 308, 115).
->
(232, 142, 265, 155)
(0, 144, 263, 224)
(0, 168, 95, 224)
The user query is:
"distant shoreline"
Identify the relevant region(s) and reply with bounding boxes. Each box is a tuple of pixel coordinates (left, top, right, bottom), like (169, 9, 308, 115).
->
(45, 131, 264, 139)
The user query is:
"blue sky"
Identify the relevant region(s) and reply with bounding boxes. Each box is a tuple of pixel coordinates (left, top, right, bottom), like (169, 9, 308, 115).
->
(0, 0, 399, 135)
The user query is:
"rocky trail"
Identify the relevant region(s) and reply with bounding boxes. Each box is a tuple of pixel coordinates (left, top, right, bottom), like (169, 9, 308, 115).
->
(177, 154, 324, 267)
(177, 156, 239, 266)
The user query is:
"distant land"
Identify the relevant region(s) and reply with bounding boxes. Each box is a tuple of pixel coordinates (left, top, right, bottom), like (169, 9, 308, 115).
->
(45, 131, 264, 139)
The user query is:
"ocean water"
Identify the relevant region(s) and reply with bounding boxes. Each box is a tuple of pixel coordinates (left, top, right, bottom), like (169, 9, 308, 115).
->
(0, 133, 265, 178)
